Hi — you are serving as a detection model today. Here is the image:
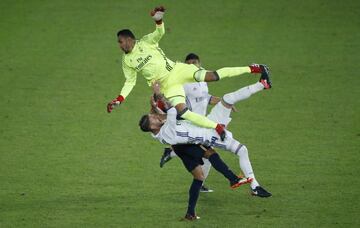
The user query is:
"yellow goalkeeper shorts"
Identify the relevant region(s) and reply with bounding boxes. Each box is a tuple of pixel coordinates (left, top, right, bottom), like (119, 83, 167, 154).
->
(161, 62, 207, 106)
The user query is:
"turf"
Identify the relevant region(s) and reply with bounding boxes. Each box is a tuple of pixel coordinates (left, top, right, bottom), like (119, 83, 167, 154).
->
(0, 0, 359, 227)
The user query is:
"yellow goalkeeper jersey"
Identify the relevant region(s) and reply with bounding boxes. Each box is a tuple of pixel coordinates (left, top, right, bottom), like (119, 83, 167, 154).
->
(120, 23, 175, 98)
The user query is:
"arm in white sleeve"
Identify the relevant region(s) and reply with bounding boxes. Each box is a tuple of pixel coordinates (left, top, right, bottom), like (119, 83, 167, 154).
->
(165, 107, 177, 126)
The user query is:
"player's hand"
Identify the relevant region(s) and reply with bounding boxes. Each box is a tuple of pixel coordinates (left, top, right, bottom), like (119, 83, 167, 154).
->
(150, 95, 157, 108)
(151, 81, 161, 95)
(215, 124, 226, 141)
(107, 95, 124, 113)
(150, 6, 165, 24)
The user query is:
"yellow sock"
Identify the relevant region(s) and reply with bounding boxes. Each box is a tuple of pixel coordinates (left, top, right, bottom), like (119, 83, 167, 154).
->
(181, 110, 217, 129)
(216, 67, 251, 79)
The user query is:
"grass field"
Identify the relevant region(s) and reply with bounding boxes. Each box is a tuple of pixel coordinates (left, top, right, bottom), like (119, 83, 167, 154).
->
(1, 0, 359, 227)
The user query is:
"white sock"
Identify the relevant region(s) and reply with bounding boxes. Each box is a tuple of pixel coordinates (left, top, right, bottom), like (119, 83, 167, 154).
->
(201, 158, 212, 183)
(227, 139, 260, 189)
(170, 150, 177, 158)
(223, 82, 264, 105)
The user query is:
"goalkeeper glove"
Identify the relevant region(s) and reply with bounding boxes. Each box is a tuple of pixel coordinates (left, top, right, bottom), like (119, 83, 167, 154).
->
(150, 6, 165, 25)
(107, 95, 124, 113)
(215, 124, 226, 141)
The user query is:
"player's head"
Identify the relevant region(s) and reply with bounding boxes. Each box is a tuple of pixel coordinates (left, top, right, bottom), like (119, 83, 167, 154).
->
(117, 29, 136, 54)
(139, 114, 164, 133)
(185, 53, 201, 67)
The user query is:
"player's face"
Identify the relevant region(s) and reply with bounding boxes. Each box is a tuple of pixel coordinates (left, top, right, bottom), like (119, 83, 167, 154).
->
(148, 114, 165, 130)
(118, 36, 134, 54)
(185, 59, 201, 68)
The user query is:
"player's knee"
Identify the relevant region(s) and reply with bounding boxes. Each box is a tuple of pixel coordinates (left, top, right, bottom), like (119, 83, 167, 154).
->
(175, 103, 191, 119)
(175, 103, 186, 112)
(194, 174, 205, 181)
(220, 97, 233, 109)
(204, 71, 220, 82)
(203, 148, 216, 159)
(237, 145, 248, 157)
(191, 166, 205, 181)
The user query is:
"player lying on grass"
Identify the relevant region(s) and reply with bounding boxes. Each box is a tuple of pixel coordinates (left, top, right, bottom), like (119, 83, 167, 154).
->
(140, 74, 272, 198)
(107, 6, 271, 141)
(149, 92, 253, 221)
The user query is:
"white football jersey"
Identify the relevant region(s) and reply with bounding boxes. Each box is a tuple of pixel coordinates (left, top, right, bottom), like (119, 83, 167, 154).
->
(152, 108, 232, 150)
(183, 82, 211, 116)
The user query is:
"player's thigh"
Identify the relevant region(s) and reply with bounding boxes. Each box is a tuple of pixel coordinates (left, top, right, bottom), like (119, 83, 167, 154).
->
(162, 84, 186, 106)
(172, 144, 206, 172)
(176, 152, 202, 173)
(168, 62, 207, 84)
(172, 144, 206, 159)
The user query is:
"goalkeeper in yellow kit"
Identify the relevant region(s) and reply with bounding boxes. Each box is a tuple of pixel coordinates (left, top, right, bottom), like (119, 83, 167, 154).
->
(107, 6, 272, 140)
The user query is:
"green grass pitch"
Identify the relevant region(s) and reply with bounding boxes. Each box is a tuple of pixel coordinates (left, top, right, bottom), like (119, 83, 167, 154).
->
(0, 0, 359, 227)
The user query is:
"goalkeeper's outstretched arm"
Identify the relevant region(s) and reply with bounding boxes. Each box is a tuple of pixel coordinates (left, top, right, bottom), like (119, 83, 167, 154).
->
(142, 6, 166, 44)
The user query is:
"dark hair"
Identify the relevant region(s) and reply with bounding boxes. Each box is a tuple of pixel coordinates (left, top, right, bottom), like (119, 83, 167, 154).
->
(117, 29, 135, 39)
(139, 114, 151, 132)
(185, 53, 200, 62)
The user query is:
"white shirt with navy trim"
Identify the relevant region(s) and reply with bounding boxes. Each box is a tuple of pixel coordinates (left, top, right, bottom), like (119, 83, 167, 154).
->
(152, 108, 231, 150)
(183, 82, 212, 116)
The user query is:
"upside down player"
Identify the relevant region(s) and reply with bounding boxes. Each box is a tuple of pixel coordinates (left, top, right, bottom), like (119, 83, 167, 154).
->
(149, 88, 253, 221)
(107, 6, 271, 141)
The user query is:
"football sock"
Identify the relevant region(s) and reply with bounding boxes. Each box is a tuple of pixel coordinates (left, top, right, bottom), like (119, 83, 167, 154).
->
(201, 158, 212, 180)
(181, 109, 217, 129)
(216, 67, 251, 79)
(208, 153, 239, 183)
(237, 145, 260, 189)
(170, 150, 177, 158)
(223, 82, 264, 105)
(187, 179, 203, 216)
(228, 139, 260, 189)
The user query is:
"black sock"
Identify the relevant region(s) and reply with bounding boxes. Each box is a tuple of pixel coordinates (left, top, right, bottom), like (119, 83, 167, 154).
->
(208, 153, 239, 183)
(187, 179, 203, 216)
